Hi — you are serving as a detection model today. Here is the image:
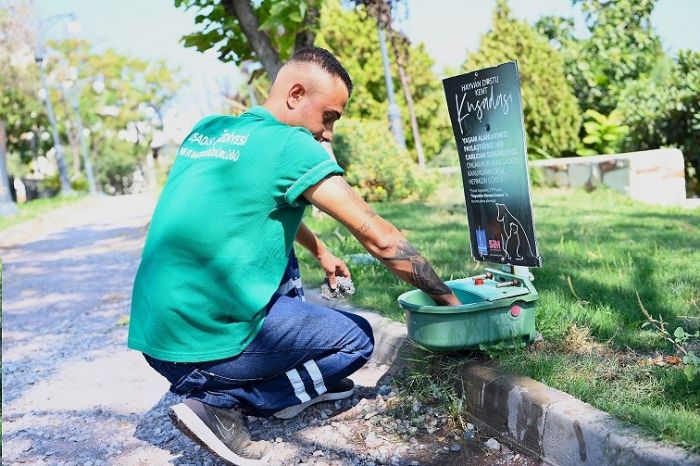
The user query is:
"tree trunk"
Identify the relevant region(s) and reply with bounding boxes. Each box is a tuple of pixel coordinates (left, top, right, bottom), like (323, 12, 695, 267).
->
(388, 30, 426, 169)
(294, 5, 320, 51)
(0, 120, 18, 216)
(224, 0, 283, 81)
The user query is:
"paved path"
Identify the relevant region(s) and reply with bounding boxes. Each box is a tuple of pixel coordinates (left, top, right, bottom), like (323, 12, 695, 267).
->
(1, 194, 537, 466)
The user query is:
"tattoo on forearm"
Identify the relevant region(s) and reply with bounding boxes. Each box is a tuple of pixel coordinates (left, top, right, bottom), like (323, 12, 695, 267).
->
(382, 240, 452, 295)
(333, 177, 378, 219)
(358, 222, 371, 234)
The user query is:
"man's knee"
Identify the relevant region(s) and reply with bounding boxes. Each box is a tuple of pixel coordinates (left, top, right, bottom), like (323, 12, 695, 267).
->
(349, 314, 374, 361)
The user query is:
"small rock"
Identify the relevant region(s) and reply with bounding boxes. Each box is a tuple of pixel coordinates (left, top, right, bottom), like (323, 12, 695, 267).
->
(378, 385, 391, 396)
(410, 461, 420, 466)
(312, 450, 324, 457)
(275, 437, 283, 443)
(463, 430, 475, 441)
(466, 423, 475, 430)
(485, 438, 501, 451)
(449, 443, 462, 452)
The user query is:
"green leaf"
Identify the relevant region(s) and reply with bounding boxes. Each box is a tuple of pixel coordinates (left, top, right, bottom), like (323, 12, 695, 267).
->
(684, 365, 697, 382)
(674, 327, 686, 339)
(583, 134, 601, 144)
(269, 1, 288, 17)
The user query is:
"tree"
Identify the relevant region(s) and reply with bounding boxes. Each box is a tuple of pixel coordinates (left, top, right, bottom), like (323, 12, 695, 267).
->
(465, 0, 580, 158)
(174, 0, 321, 81)
(356, 0, 426, 167)
(316, 0, 451, 162)
(0, 0, 41, 210)
(3, 33, 181, 195)
(537, 0, 663, 115)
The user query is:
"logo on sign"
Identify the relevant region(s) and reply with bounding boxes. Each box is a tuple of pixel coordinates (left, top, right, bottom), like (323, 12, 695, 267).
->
(488, 239, 501, 251)
(476, 228, 487, 255)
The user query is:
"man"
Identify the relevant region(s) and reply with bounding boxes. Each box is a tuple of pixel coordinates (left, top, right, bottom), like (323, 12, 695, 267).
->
(128, 47, 459, 465)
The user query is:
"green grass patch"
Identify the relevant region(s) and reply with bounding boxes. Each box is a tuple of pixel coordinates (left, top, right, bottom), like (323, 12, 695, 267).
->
(297, 180, 700, 451)
(0, 195, 86, 232)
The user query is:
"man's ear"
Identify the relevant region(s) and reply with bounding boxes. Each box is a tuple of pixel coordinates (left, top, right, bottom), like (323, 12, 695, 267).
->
(287, 83, 305, 109)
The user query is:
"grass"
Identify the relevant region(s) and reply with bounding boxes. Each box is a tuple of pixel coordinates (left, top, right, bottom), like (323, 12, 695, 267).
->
(0, 194, 87, 232)
(297, 177, 700, 452)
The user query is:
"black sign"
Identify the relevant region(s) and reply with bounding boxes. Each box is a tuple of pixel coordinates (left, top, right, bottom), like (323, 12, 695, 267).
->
(443, 61, 541, 267)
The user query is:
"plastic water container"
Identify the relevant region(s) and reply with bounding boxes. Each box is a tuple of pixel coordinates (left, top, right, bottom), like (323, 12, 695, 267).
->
(397, 268, 538, 350)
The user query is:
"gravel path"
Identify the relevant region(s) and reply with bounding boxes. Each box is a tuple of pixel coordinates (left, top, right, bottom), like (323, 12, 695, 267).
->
(1, 194, 539, 466)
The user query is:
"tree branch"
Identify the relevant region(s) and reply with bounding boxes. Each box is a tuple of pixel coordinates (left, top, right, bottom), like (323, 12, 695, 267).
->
(223, 0, 283, 81)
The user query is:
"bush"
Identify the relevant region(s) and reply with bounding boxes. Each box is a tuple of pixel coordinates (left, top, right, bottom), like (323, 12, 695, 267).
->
(617, 50, 700, 195)
(333, 118, 423, 202)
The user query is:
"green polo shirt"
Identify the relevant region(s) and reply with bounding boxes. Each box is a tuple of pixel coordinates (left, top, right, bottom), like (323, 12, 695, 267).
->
(128, 106, 343, 362)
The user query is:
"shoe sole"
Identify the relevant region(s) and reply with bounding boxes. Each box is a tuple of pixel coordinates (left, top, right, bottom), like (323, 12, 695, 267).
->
(169, 403, 270, 466)
(272, 386, 354, 420)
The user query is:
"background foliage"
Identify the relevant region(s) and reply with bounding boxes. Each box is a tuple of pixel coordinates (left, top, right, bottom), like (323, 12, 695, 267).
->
(333, 118, 435, 201)
(465, 0, 581, 159)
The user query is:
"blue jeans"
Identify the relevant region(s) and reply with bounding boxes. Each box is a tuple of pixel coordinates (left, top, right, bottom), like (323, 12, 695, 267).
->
(143, 251, 374, 417)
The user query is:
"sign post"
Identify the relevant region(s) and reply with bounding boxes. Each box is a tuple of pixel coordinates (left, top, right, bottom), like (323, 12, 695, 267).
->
(442, 62, 541, 269)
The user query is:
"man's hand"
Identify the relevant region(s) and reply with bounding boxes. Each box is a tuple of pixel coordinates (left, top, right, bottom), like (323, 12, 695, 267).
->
(317, 250, 351, 290)
(303, 176, 461, 306)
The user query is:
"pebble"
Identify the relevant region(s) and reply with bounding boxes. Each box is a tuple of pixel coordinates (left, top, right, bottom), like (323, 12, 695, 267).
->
(485, 438, 501, 451)
(449, 443, 462, 452)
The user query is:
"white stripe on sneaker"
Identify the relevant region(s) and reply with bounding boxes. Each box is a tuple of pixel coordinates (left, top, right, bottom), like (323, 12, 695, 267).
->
(303, 360, 327, 395)
(285, 368, 311, 403)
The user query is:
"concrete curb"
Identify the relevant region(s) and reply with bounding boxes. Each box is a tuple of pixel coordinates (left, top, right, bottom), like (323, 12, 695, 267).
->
(306, 289, 700, 466)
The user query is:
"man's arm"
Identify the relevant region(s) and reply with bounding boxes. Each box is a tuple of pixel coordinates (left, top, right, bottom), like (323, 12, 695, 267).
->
(295, 221, 351, 289)
(303, 176, 460, 306)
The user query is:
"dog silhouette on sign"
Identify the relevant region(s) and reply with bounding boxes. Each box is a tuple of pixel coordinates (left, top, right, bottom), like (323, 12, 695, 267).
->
(496, 203, 535, 261)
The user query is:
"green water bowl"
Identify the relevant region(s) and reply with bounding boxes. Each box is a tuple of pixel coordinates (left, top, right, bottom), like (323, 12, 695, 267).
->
(397, 269, 539, 351)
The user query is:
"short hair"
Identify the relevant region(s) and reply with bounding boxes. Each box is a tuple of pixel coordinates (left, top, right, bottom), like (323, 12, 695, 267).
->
(289, 46, 353, 96)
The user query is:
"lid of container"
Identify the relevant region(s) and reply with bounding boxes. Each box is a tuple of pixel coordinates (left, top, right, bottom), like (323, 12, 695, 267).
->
(448, 278, 531, 302)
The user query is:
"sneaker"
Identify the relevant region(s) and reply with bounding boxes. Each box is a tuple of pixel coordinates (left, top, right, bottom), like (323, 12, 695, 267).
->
(273, 377, 355, 420)
(169, 399, 271, 465)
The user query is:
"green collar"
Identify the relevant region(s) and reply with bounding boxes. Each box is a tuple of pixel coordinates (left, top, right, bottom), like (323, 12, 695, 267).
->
(244, 106, 313, 137)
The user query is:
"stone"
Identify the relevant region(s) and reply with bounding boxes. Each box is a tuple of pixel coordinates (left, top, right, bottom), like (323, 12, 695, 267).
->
(485, 438, 500, 451)
(449, 443, 462, 452)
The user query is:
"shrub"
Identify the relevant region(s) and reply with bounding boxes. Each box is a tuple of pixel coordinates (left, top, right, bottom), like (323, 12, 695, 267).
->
(576, 109, 628, 156)
(333, 118, 421, 202)
(617, 50, 700, 195)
